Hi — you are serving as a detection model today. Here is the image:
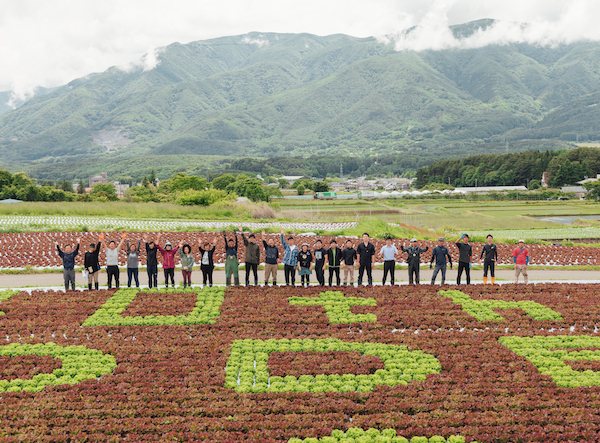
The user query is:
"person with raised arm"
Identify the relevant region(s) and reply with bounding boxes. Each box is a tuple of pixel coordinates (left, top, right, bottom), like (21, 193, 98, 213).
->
(126, 236, 142, 288)
(55, 236, 80, 291)
(142, 234, 158, 288)
(84, 233, 104, 291)
(239, 226, 260, 286)
(198, 237, 216, 287)
(281, 227, 299, 286)
(455, 233, 472, 285)
(105, 233, 126, 289)
(156, 233, 179, 288)
(223, 229, 239, 286)
(262, 229, 279, 286)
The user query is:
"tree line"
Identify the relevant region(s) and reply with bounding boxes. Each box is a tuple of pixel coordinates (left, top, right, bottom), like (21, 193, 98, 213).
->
(415, 147, 600, 189)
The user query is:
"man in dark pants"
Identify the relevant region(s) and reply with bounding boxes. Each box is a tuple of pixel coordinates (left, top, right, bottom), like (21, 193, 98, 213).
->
(313, 239, 327, 286)
(356, 232, 376, 286)
(430, 237, 452, 285)
(84, 234, 103, 291)
(455, 234, 472, 285)
(380, 236, 398, 285)
(326, 239, 342, 286)
(401, 238, 429, 285)
(55, 237, 80, 291)
(240, 227, 260, 286)
(143, 235, 158, 288)
(261, 230, 279, 286)
(106, 233, 126, 289)
(479, 234, 498, 285)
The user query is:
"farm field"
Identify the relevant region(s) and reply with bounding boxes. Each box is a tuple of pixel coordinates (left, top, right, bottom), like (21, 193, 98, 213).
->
(1, 284, 600, 441)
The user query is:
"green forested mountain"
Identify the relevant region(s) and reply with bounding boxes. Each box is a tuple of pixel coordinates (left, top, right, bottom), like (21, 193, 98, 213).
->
(2, 21, 600, 170)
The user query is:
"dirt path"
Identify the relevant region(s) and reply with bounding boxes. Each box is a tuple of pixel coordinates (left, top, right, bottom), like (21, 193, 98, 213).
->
(1, 268, 596, 289)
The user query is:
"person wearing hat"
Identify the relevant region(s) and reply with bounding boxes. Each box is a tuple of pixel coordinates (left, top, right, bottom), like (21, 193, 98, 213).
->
(261, 230, 279, 286)
(298, 243, 313, 287)
(281, 228, 299, 285)
(240, 226, 260, 286)
(55, 236, 80, 291)
(430, 237, 452, 285)
(223, 229, 240, 286)
(512, 239, 529, 284)
(455, 234, 472, 285)
(380, 236, 399, 285)
(327, 239, 342, 286)
(479, 234, 498, 284)
(341, 239, 357, 286)
(401, 238, 428, 285)
(84, 233, 104, 290)
(156, 233, 179, 288)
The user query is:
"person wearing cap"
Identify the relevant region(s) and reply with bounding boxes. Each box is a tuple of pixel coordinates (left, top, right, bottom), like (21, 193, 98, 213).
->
(430, 237, 452, 285)
(356, 232, 376, 286)
(281, 228, 299, 285)
(84, 233, 104, 290)
(512, 239, 529, 284)
(313, 239, 327, 286)
(327, 239, 342, 286)
(480, 234, 498, 285)
(55, 236, 80, 291)
(223, 229, 240, 286)
(341, 239, 357, 286)
(298, 243, 313, 287)
(455, 234, 472, 285)
(239, 226, 260, 286)
(106, 233, 127, 289)
(197, 237, 216, 287)
(262, 230, 279, 286)
(143, 234, 159, 288)
(156, 233, 179, 288)
(401, 238, 428, 285)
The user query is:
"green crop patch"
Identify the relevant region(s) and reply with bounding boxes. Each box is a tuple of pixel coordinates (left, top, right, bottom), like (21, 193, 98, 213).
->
(288, 291, 377, 323)
(225, 338, 441, 393)
(82, 286, 225, 326)
(289, 428, 472, 443)
(439, 290, 562, 322)
(0, 342, 116, 393)
(499, 335, 600, 388)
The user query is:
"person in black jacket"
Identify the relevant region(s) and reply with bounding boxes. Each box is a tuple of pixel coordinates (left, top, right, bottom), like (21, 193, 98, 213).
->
(143, 235, 158, 288)
(455, 234, 473, 285)
(298, 243, 313, 287)
(84, 233, 104, 291)
(261, 230, 279, 286)
(313, 239, 327, 286)
(479, 234, 498, 285)
(401, 239, 429, 285)
(198, 237, 216, 287)
(55, 237, 80, 291)
(223, 230, 239, 286)
(327, 239, 342, 286)
(356, 233, 375, 286)
(239, 226, 260, 286)
(341, 240, 357, 286)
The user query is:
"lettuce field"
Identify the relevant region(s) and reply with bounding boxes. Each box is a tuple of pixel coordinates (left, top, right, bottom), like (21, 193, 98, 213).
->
(1, 284, 600, 441)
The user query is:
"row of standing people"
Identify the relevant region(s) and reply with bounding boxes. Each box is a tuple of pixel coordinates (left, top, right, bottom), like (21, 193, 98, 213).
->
(55, 233, 219, 290)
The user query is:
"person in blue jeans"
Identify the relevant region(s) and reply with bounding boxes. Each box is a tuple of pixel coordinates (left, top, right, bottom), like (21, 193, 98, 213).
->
(430, 237, 452, 285)
(280, 227, 299, 286)
(126, 239, 141, 287)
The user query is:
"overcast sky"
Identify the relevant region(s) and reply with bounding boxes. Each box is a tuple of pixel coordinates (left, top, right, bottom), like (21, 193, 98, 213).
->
(2, 0, 600, 102)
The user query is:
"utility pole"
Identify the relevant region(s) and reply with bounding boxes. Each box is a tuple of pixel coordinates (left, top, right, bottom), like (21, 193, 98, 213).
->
(505, 141, 509, 155)
(340, 163, 343, 182)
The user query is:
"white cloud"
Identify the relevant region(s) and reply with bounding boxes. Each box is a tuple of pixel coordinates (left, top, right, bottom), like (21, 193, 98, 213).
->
(2, 0, 600, 104)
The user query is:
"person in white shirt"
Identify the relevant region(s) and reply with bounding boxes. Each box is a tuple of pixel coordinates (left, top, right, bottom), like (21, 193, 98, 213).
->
(380, 236, 399, 285)
(105, 233, 127, 289)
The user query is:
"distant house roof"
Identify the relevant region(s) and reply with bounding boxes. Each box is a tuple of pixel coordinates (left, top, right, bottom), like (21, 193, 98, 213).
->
(0, 198, 22, 204)
(562, 186, 588, 193)
(279, 176, 307, 181)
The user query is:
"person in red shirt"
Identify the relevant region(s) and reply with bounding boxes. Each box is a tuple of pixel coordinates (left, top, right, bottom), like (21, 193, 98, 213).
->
(156, 233, 180, 288)
(512, 239, 529, 284)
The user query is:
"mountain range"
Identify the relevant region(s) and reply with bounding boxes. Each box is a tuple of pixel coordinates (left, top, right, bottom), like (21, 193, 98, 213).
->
(1, 19, 599, 170)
